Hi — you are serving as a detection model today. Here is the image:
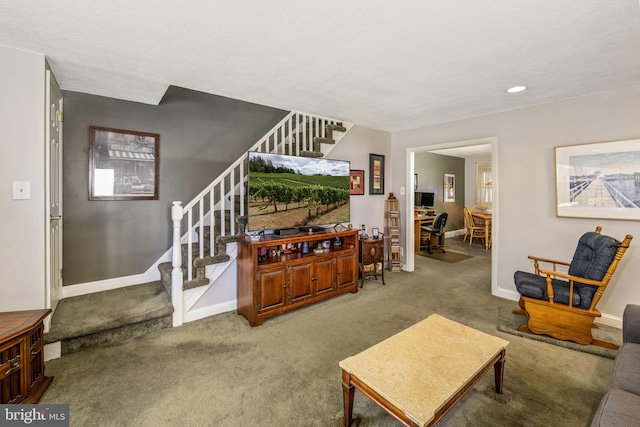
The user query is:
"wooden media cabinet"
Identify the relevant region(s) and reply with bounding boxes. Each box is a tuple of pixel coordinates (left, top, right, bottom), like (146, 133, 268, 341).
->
(237, 229, 359, 326)
(0, 309, 52, 404)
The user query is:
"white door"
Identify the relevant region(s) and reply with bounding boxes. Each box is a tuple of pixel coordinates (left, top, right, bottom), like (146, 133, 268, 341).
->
(45, 69, 63, 322)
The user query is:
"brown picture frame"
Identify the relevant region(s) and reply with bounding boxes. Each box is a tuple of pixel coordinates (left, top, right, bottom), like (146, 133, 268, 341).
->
(350, 170, 365, 195)
(89, 126, 159, 200)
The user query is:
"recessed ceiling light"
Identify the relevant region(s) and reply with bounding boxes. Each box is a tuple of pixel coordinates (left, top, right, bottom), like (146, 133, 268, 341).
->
(506, 85, 527, 93)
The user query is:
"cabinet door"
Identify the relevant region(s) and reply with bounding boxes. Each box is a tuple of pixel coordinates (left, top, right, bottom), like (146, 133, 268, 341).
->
(27, 326, 45, 393)
(314, 256, 335, 296)
(336, 252, 357, 288)
(0, 337, 23, 404)
(288, 263, 312, 303)
(257, 267, 286, 313)
(361, 240, 383, 265)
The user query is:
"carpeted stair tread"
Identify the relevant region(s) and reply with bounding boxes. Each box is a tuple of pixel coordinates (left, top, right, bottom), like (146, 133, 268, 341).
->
(45, 281, 173, 344)
(300, 150, 324, 158)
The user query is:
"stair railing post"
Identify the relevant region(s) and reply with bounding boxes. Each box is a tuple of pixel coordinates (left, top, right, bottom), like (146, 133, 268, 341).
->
(171, 201, 184, 327)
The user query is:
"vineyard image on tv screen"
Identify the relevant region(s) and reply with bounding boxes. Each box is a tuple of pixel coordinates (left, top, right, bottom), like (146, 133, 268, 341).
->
(248, 152, 351, 232)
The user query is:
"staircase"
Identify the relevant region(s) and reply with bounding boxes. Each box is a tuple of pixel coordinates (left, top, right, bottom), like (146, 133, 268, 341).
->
(167, 112, 352, 326)
(44, 281, 173, 356)
(45, 111, 352, 356)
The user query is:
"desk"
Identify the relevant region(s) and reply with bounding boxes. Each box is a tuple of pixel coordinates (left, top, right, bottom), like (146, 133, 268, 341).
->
(340, 314, 509, 426)
(471, 211, 492, 250)
(414, 208, 436, 252)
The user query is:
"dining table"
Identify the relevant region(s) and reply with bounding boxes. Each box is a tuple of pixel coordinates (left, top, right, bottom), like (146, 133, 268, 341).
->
(471, 210, 492, 250)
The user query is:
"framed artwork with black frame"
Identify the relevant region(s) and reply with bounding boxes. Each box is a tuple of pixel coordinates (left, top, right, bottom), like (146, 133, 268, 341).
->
(89, 126, 159, 200)
(369, 153, 385, 195)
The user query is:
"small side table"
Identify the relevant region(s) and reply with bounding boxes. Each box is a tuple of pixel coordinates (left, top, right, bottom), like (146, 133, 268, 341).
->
(359, 236, 385, 287)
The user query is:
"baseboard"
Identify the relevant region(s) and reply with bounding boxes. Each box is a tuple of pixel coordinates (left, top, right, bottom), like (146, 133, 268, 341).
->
(494, 287, 519, 301)
(44, 341, 61, 361)
(445, 228, 466, 238)
(183, 300, 237, 324)
(62, 270, 160, 298)
(596, 313, 622, 329)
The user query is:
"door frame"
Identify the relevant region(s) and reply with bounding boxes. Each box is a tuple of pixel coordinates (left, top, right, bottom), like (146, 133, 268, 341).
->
(404, 137, 499, 294)
(45, 69, 63, 330)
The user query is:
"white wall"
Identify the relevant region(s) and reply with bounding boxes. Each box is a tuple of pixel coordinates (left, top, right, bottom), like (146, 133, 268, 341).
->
(391, 86, 640, 326)
(329, 125, 392, 236)
(0, 45, 47, 311)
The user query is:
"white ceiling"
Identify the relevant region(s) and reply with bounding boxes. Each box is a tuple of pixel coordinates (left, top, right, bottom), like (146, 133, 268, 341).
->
(1, 1, 640, 132)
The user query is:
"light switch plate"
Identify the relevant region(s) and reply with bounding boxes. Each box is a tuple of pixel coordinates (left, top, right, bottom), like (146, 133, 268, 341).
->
(13, 181, 30, 200)
(400, 186, 405, 195)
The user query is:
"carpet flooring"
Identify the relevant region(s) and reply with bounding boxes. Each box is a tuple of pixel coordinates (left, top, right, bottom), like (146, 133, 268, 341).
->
(40, 236, 615, 426)
(417, 249, 474, 263)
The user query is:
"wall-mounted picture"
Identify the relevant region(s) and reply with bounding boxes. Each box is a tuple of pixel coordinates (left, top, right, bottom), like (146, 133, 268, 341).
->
(444, 173, 455, 202)
(350, 170, 365, 195)
(555, 138, 640, 221)
(89, 126, 159, 200)
(369, 154, 385, 195)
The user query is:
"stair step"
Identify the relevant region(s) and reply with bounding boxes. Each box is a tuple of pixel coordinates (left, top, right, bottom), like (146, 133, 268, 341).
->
(299, 150, 324, 158)
(313, 136, 335, 145)
(44, 281, 173, 355)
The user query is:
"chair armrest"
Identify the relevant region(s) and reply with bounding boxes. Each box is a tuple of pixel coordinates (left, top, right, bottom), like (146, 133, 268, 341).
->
(623, 304, 640, 344)
(528, 255, 571, 275)
(527, 255, 571, 268)
(537, 268, 604, 287)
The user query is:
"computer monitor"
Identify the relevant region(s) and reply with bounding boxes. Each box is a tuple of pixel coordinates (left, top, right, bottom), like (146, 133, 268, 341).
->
(420, 192, 434, 207)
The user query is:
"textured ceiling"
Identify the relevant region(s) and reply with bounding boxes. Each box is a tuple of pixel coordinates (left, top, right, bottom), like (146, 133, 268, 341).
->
(1, 1, 640, 132)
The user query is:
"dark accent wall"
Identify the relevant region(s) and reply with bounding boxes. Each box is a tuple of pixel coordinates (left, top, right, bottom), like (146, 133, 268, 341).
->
(63, 87, 287, 285)
(414, 152, 465, 231)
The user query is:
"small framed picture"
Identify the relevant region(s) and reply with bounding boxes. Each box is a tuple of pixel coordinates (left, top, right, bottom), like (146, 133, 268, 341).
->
(372, 227, 380, 239)
(350, 170, 365, 195)
(444, 173, 455, 203)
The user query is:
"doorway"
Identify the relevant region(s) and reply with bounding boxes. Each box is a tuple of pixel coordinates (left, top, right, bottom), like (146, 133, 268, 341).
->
(45, 69, 63, 329)
(405, 137, 498, 293)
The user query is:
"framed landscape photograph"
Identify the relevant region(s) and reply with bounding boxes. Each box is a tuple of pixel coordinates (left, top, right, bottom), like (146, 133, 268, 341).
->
(89, 126, 159, 200)
(555, 138, 640, 221)
(444, 173, 455, 202)
(369, 154, 385, 195)
(350, 170, 365, 195)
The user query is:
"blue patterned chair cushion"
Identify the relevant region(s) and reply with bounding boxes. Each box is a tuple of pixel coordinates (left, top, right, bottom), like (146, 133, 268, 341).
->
(514, 271, 593, 308)
(514, 232, 619, 310)
(568, 232, 618, 282)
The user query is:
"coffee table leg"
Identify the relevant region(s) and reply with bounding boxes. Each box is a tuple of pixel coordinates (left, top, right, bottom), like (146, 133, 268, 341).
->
(342, 370, 355, 427)
(493, 349, 506, 394)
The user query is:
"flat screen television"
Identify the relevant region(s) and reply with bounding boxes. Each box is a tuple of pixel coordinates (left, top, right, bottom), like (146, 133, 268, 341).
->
(247, 151, 351, 232)
(415, 191, 435, 207)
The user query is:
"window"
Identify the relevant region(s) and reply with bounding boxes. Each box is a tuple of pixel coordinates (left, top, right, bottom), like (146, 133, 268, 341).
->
(476, 162, 492, 208)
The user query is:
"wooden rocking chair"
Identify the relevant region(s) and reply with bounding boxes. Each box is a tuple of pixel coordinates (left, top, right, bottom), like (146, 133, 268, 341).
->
(513, 226, 632, 349)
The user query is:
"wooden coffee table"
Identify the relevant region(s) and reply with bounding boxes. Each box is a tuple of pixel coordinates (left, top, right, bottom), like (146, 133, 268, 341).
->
(339, 314, 509, 426)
